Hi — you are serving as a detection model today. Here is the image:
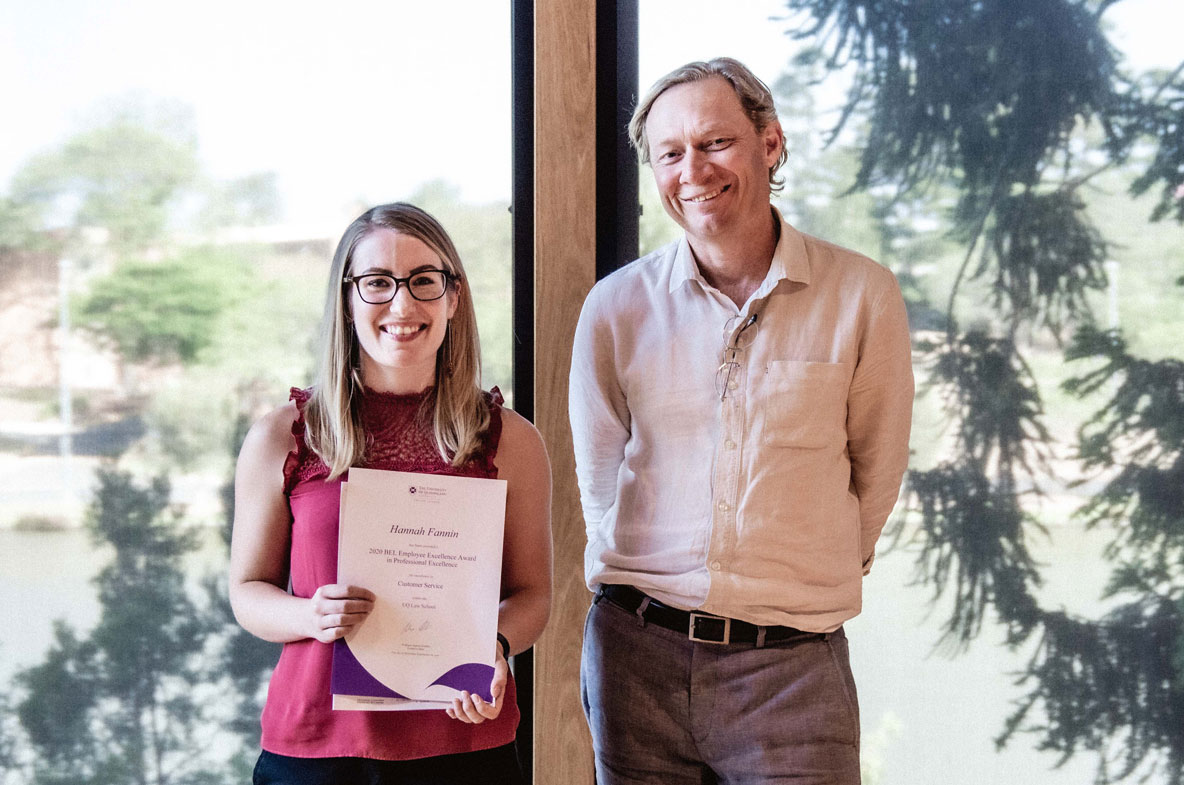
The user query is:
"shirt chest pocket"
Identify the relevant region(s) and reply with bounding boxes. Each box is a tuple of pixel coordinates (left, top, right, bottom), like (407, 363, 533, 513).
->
(756, 360, 851, 449)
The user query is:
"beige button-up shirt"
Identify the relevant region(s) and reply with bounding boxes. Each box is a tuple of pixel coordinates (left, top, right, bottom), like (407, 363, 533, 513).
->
(569, 211, 914, 632)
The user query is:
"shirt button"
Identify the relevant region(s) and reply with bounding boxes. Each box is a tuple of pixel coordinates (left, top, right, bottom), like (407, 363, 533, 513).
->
(728, 380, 739, 390)
(710, 561, 722, 571)
(717, 501, 729, 512)
(725, 439, 736, 449)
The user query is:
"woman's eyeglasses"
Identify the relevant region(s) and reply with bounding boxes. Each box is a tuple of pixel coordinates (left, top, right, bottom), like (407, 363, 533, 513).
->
(343, 269, 454, 304)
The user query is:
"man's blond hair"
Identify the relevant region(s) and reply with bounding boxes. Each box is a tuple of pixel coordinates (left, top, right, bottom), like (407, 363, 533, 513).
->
(628, 57, 788, 192)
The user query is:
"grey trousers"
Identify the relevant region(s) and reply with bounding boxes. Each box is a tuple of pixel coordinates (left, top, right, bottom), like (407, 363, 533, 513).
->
(581, 591, 861, 785)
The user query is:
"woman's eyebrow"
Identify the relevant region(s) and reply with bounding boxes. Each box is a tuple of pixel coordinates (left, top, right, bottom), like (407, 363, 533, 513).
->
(354, 265, 440, 276)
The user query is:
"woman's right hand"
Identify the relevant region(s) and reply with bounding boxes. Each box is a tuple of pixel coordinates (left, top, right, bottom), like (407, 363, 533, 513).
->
(306, 584, 376, 643)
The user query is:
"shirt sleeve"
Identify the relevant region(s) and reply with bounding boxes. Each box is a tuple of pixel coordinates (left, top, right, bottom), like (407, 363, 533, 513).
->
(846, 269, 914, 573)
(568, 284, 632, 535)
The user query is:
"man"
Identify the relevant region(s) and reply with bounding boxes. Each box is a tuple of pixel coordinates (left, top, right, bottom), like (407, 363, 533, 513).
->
(569, 57, 914, 784)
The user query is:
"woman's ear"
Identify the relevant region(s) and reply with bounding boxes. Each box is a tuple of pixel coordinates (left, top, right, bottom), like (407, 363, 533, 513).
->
(447, 280, 461, 320)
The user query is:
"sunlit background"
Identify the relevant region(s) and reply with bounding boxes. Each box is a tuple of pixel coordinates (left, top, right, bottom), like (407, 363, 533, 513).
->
(1, 1, 1181, 783)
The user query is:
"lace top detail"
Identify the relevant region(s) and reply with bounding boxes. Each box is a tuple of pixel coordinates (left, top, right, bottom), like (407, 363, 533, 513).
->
(284, 386, 504, 493)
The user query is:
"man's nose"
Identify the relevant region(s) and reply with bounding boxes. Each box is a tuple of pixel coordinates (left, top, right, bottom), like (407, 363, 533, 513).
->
(679, 149, 709, 183)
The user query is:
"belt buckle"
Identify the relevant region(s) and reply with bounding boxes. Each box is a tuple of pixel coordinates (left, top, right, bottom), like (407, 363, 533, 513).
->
(688, 612, 731, 644)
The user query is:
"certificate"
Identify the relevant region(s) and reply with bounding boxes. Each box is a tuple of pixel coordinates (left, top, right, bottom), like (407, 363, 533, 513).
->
(331, 468, 507, 711)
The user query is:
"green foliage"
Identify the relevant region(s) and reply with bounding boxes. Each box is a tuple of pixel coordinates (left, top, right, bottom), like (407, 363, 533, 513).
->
(14, 468, 229, 785)
(771, 49, 886, 258)
(1044, 330, 1183, 782)
(986, 190, 1108, 333)
(788, 0, 1123, 332)
(407, 181, 514, 393)
(141, 386, 227, 472)
(15, 624, 99, 783)
(0, 197, 49, 252)
(792, 0, 1117, 196)
(0, 688, 18, 784)
(909, 460, 1044, 643)
(198, 172, 282, 229)
(202, 575, 279, 777)
(771, 47, 956, 335)
(212, 412, 279, 754)
(1003, 602, 1183, 783)
(1124, 66, 1184, 223)
(8, 98, 198, 252)
(73, 247, 255, 367)
(930, 331, 1052, 477)
(783, 0, 1184, 781)
(1065, 326, 1184, 588)
(909, 330, 1049, 644)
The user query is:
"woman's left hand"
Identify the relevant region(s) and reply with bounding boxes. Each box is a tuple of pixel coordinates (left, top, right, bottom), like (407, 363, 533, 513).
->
(446, 646, 508, 724)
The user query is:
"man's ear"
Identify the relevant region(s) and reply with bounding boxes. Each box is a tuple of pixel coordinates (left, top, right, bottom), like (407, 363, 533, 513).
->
(763, 120, 784, 168)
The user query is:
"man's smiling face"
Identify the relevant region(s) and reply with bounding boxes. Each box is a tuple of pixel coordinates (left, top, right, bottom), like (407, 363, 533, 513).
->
(645, 76, 783, 246)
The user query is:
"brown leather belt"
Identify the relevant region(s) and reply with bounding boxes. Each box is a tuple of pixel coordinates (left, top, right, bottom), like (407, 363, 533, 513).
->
(599, 584, 822, 645)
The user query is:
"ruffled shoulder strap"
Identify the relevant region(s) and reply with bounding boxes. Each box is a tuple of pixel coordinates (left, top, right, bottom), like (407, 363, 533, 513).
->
(478, 386, 505, 478)
(282, 387, 314, 494)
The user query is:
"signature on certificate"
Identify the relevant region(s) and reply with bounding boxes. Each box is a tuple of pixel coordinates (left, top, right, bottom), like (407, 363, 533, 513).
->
(402, 619, 432, 634)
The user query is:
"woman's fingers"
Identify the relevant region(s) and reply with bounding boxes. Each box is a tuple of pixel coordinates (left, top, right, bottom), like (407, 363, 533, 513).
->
(308, 584, 374, 642)
(472, 692, 501, 720)
(447, 690, 501, 724)
(315, 584, 376, 604)
(490, 653, 508, 704)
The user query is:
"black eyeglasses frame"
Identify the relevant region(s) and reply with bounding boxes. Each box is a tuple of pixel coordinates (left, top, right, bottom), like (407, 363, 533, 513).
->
(342, 269, 457, 304)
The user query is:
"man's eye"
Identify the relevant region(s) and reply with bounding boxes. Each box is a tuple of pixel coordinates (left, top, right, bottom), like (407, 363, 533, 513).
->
(705, 138, 732, 150)
(658, 150, 680, 162)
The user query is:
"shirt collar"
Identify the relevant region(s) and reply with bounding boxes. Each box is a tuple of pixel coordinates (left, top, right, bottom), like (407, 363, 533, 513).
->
(755, 206, 811, 298)
(668, 206, 812, 297)
(669, 235, 703, 293)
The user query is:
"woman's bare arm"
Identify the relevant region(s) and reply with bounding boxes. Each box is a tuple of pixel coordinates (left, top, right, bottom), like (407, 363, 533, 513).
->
(228, 403, 373, 644)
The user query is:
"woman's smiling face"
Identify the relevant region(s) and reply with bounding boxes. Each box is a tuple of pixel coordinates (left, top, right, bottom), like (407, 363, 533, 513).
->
(347, 228, 458, 394)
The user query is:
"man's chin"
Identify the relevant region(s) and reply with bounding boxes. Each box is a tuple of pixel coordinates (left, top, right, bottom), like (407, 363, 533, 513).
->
(684, 216, 732, 241)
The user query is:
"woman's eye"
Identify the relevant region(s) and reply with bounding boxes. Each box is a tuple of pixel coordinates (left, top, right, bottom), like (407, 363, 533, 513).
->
(365, 277, 392, 289)
(410, 274, 435, 287)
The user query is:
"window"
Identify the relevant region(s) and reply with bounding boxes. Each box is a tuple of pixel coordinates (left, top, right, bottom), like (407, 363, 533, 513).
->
(635, 2, 1183, 783)
(0, 3, 513, 780)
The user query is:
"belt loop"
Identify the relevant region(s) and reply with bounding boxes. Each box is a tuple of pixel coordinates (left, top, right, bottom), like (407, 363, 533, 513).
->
(755, 626, 767, 649)
(634, 596, 651, 628)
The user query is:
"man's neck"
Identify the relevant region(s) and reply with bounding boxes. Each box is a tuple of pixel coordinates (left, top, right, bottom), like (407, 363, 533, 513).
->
(689, 210, 780, 308)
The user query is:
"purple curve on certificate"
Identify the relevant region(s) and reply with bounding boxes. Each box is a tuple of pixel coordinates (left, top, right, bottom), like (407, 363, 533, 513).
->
(331, 468, 507, 711)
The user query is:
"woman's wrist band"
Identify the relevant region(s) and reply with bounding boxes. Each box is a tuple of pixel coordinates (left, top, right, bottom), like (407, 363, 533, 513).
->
(497, 632, 511, 659)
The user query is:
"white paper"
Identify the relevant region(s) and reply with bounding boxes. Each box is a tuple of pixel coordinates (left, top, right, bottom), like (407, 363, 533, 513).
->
(332, 468, 507, 710)
(331, 694, 444, 712)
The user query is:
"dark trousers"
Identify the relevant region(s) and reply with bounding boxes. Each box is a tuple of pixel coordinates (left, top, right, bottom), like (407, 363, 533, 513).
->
(581, 593, 861, 784)
(252, 742, 524, 785)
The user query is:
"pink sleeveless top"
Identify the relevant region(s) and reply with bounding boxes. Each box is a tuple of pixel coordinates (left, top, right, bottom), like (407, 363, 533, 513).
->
(259, 386, 519, 760)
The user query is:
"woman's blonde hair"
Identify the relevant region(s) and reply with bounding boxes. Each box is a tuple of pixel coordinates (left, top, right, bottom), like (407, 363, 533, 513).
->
(304, 203, 488, 477)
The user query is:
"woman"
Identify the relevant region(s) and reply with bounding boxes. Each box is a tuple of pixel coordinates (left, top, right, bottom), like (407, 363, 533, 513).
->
(230, 203, 552, 784)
